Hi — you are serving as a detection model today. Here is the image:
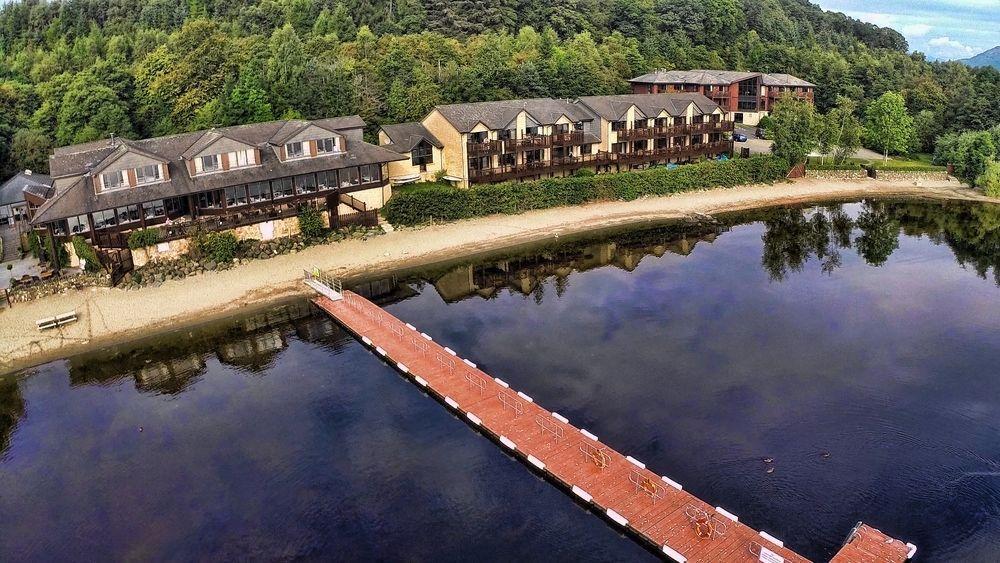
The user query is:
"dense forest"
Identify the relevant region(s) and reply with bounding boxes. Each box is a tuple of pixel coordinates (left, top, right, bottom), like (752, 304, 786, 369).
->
(1, 0, 998, 178)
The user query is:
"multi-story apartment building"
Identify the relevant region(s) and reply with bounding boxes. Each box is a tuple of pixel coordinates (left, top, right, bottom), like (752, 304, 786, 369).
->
(30, 116, 404, 259)
(381, 93, 733, 188)
(628, 70, 815, 126)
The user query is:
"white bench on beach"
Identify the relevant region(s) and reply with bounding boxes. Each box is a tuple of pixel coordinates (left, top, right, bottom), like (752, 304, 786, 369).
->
(36, 311, 78, 331)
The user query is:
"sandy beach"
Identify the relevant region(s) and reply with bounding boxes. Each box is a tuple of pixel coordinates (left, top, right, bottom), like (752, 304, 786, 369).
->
(1, 177, 994, 374)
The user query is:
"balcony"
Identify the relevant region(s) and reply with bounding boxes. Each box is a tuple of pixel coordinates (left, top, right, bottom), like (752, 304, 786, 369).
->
(506, 135, 551, 150)
(616, 128, 656, 141)
(550, 131, 586, 145)
(467, 139, 503, 156)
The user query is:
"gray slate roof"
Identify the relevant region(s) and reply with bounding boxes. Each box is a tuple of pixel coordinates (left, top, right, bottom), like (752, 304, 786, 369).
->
(576, 93, 721, 121)
(34, 116, 403, 224)
(629, 69, 815, 88)
(433, 98, 596, 133)
(380, 122, 444, 153)
(0, 171, 53, 206)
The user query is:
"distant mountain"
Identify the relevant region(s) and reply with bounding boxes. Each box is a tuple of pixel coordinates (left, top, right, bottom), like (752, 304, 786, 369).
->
(962, 46, 1000, 69)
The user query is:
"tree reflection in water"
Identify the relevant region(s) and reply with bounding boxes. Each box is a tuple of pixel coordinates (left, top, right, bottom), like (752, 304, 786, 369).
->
(757, 200, 1000, 283)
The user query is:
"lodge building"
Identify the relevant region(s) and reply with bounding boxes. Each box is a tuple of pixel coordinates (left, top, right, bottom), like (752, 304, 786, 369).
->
(380, 92, 733, 188)
(628, 70, 815, 126)
(28, 116, 404, 267)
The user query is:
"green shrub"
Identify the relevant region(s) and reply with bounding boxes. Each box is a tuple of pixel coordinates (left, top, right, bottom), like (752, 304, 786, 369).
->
(381, 155, 790, 226)
(71, 236, 101, 272)
(202, 231, 238, 263)
(297, 205, 325, 238)
(27, 231, 42, 259)
(977, 161, 1000, 197)
(43, 234, 69, 267)
(127, 228, 162, 249)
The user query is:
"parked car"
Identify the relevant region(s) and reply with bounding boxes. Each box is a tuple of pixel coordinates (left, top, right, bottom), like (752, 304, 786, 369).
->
(732, 133, 748, 142)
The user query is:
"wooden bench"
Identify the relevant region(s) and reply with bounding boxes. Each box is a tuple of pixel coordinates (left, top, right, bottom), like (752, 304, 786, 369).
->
(36, 311, 78, 331)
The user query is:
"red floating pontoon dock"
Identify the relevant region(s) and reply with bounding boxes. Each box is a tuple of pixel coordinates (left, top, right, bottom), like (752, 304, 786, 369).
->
(306, 274, 916, 563)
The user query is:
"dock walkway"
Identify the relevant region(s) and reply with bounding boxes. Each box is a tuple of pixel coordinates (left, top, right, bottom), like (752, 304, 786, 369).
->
(312, 288, 915, 563)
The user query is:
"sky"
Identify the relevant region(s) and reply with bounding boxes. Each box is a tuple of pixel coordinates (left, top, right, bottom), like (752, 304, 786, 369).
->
(814, 0, 1000, 60)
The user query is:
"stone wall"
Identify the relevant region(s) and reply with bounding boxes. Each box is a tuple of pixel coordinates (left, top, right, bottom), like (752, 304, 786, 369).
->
(132, 238, 190, 268)
(804, 169, 869, 180)
(804, 169, 951, 182)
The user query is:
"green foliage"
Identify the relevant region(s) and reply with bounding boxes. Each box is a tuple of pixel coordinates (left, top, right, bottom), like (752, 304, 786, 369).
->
(854, 202, 900, 267)
(127, 228, 162, 249)
(27, 231, 41, 259)
(199, 231, 238, 264)
(297, 205, 326, 238)
(936, 130, 998, 185)
(382, 156, 789, 226)
(770, 96, 818, 165)
(71, 235, 101, 272)
(864, 91, 914, 160)
(824, 97, 863, 164)
(43, 233, 69, 267)
(9, 128, 52, 173)
(978, 161, 1000, 197)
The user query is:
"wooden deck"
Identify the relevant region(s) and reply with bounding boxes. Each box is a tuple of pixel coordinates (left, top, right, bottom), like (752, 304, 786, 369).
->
(312, 289, 915, 563)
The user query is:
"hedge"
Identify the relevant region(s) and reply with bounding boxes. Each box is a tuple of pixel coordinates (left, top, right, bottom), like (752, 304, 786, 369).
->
(71, 236, 101, 272)
(381, 155, 790, 226)
(127, 227, 162, 249)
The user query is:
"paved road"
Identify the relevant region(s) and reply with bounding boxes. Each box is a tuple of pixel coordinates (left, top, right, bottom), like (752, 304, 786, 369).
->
(732, 126, 890, 161)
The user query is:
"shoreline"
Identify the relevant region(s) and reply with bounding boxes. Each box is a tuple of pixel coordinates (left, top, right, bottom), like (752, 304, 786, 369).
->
(1, 177, 994, 375)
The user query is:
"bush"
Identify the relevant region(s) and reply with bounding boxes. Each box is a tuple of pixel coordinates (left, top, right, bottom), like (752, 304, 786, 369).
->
(202, 231, 238, 263)
(978, 161, 1000, 197)
(71, 236, 101, 272)
(381, 155, 790, 226)
(127, 228, 161, 249)
(297, 205, 325, 238)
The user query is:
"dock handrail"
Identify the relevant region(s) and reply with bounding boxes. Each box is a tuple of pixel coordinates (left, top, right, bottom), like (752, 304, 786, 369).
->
(628, 469, 662, 503)
(684, 504, 728, 539)
(580, 441, 611, 469)
(535, 415, 565, 441)
(465, 371, 488, 394)
(498, 389, 525, 416)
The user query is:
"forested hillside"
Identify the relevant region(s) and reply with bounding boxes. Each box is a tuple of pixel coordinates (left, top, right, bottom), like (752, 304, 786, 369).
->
(0, 0, 998, 178)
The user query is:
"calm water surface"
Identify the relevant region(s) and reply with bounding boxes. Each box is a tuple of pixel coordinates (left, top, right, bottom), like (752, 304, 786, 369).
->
(2, 199, 999, 561)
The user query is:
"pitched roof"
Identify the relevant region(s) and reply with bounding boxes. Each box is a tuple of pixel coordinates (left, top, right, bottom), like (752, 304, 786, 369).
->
(0, 170, 53, 206)
(32, 116, 404, 225)
(433, 98, 595, 133)
(761, 73, 816, 87)
(629, 69, 761, 85)
(629, 69, 815, 88)
(379, 122, 444, 153)
(48, 116, 368, 179)
(576, 93, 721, 121)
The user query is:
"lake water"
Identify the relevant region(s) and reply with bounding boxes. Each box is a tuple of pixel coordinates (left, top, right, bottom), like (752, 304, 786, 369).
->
(2, 199, 999, 561)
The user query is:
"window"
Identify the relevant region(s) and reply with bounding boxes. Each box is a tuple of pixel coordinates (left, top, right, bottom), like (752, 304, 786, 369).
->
(225, 185, 249, 207)
(271, 177, 294, 198)
(633, 119, 649, 129)
(499, 129, 515, 140)
(554, 123, 569, 134)
(230, 149, 254, 168)
(200, 154, 220, 173)
(500, 153, 516, 166)
(611, 121, 627, 132)
(143, 200, 166, 219)
(316, 138, 338, 154)
(285, 141, 304, 159)
(673, 117, 686, 126)
(339, 167, 360, 187)
(412, 141, 433, 166)
(633, 140, 648, 151)
(116, 205, 141, 224)
(164, 197, 188, 217)
(197, 191, 223, 209)
(316, 171, 335, 190)
(525, 126, 540, 136)
(102, 170, 126, 190)
(68, 215, 90, 234)
(92, 209, 118, 229)
(360, 164, 380, 184)
(580, 144, 592, 155)
(612, 142, 627, 154)
(295, 173, 318, 194)
(525, 150, 542, 164)
(135, 164, 161, 185)
(469, 132, 488, 144)
(248, 181, 271, 202)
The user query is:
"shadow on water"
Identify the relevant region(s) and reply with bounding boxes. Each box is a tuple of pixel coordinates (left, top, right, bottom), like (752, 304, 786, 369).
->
(1, 197, 1000, 561)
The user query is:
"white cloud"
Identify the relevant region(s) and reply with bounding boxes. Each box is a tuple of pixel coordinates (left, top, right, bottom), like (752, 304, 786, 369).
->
(901, 23, 932, 37)
(928, 36, 979, 55)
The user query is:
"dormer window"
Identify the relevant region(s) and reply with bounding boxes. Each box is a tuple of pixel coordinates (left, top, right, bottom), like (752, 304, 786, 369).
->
(135, 164, 161, 185)
(285, 141, 304, 159)
(316, 138, 338, 154)
(102, 170, 126, 190)
(200, 154, 220, 173)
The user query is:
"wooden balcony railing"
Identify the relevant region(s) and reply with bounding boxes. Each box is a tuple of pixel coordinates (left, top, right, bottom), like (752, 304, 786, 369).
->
(467, 140, 503, 156)
(506, 135, 551, 150)
(616, 128, 656, 141)
(550, 131, 586, 145)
